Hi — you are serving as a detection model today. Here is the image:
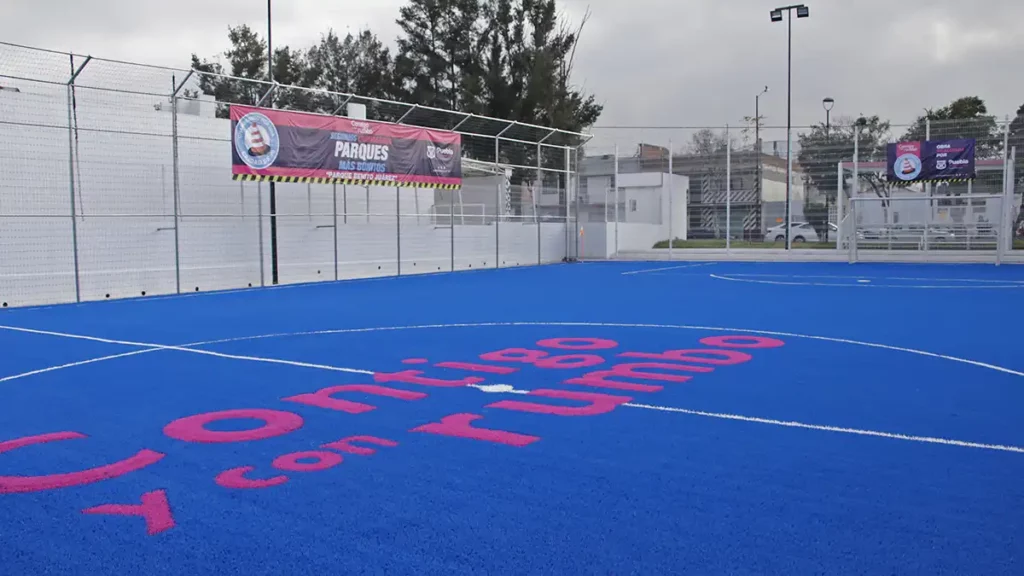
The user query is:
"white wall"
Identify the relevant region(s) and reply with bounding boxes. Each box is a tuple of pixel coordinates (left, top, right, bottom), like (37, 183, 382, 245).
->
(580, 222, 666, 258)
(0, 83, 569, 308)
(761, 163, 806, 203)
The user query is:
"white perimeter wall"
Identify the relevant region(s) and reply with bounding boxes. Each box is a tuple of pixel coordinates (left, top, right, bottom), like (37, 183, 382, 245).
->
(0, 85, 569, 307)
(581, 222, 667, 258)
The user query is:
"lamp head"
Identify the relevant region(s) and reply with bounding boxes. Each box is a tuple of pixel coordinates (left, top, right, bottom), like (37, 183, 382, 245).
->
(770, 9, 783, 22)
(822, 97, 834, 111)
(796, 5, 809, 17)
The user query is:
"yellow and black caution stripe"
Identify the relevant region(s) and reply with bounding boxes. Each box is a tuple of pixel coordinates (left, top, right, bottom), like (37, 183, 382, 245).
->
(232, 174, 461, 189)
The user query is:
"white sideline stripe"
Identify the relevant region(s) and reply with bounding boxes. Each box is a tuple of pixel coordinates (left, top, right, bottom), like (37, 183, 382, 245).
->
(621, 263, 716, 275)
(623, 403, 1024, 454)
(0, 325, 374, 376)
(724, 273, 1024, 284)
(710, 273, 1024, 289)
(0, 349, 162, 384)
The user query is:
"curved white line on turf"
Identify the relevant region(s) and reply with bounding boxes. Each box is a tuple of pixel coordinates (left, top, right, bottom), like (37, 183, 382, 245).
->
(622, 403, 1024, 454)
(621, 263, 716, 275)
(2, 320, 1022, 383)
(710, 273, 1024, 289)
(3, 322, 1023, 455)
(182, 321, 1024, 378)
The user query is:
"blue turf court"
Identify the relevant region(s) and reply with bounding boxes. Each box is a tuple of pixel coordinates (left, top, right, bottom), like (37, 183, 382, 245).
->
(1, 260, 1023, 575)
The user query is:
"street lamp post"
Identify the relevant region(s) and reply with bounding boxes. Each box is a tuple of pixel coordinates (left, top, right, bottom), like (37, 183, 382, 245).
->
(755, 86, 768, 241)
(822, 96, 834, 242)
(770, 4, 809, 250)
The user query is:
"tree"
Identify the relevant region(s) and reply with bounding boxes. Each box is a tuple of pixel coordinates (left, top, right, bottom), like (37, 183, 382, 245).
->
(191, 24, 291, 118)
(738, 114, 766, 150)
(798, 115, 901, 223)
(394, 0, 481, 111)
(305, 29, 399, 117)
(803, 198, 828, 239)
(902, 96, 1002, 157)
(1009, 103, 1024, 184)
(688, 128, 729, 156)
(190, 0, 603, 170)
(477, 0, 601, 133)
(1010, 103, 1024, 233)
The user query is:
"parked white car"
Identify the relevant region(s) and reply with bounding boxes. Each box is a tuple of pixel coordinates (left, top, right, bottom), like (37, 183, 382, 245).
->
(764, 222, 837, 243)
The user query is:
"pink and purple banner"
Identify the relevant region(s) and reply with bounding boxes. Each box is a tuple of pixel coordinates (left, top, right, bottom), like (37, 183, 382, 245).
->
(886, 139, 976, 183)
(230, 105, 462, 188)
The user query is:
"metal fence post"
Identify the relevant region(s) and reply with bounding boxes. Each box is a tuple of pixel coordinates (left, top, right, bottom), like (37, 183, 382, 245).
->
(726, 125, 732, 252)
(536, 142, 542, 265)
(450, 180, 455, 271)
(170, 72, 192, 294)
(849, 199, 858, 263)
(925, 118, 932, 201)
(65, 56, 90, 303)
(613, 144, 619, 257)
(332, 183, 339, 280)
(257, 181, 265, 287)
(574, 146, 581, 260)
(835, 161, 844, 251)
(396, 185, 401, 276)
(1000, 117, 1011, 258)
(495, 137, 501, 268)
(668, 140, 674, 260)
(564, 146, 571, 260)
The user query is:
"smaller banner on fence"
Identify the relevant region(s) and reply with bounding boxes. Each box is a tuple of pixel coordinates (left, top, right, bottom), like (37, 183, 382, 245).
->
(886, 138, 975, 183)
(230, 105, 462, 188)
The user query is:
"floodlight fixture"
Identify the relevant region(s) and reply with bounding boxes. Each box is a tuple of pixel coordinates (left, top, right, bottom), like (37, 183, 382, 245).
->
(770, 9, 783, 21)
(796, 5, 809, 18)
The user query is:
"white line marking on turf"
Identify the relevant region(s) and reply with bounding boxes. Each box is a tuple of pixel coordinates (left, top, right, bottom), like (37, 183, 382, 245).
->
(184, 322, 1024, 378)
(709, 273, 1024, 289)
(723, 273, 1024, 283)
(0, 324, 374, 377)
(0, 349, 162, 384)
(623, 403, 1024, 454)
(3, 321, 1022, 380)
(621, 262, 716, 275)
(3, 322, 1022, 455)
(467, 385, 1024, 453)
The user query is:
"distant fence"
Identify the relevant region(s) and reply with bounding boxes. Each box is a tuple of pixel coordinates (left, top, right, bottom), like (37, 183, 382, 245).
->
(578, 117, 1022, 263)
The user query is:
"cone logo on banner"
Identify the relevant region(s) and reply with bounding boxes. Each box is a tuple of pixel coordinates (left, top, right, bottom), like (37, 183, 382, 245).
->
(233, 112, 280, 170)
(247, 125, 270, 156)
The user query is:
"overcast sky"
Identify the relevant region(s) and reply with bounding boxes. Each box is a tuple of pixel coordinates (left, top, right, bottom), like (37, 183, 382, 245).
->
(2, 0, 1022, 137)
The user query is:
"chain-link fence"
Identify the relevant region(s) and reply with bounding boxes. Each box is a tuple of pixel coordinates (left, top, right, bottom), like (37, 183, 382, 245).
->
(0, 42, 586, 308)
(582, 115, 1021, 262)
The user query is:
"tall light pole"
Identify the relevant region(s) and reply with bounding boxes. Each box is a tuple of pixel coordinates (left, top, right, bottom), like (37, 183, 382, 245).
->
(771, 4, 809, 250)
(755, 86, 768, 241)
(822, 96, 834, 242)
(267, 0, 279, 285)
